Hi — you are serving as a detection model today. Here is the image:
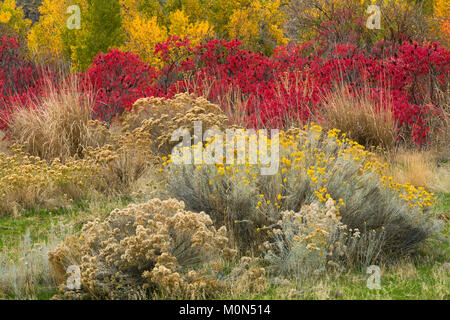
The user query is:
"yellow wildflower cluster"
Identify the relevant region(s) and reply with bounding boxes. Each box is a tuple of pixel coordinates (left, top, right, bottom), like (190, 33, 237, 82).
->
(169, 124, 433, 211)
(383, 179, 435, 210)
(166, 124, 436, 253)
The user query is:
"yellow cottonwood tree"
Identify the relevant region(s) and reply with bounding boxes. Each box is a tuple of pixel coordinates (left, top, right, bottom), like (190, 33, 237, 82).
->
(64, 0, 125, 72)
(120, 0, 167, 66)
(26, 0, 71, 62)
(227, 0, 288, 54)
(227, 6, 259, 45)
(168, 9, 212, 46)
(432, 0, 449, 45)
(120, 0, 165, 24)
(165, 0, 208, 24)
(120, 14, 168, 67)
(0, 0, 31, 37)
(120, 3, 213, 67)
(207, 0, 250, 37)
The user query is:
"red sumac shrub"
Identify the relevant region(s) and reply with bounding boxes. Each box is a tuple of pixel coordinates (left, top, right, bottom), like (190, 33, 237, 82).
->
(84, 49, 161, 122)
(0, 36, 447, 146)
(0, 37, 40, 130)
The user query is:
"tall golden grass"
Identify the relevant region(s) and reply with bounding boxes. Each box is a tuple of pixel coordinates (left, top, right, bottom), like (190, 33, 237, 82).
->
(320, 85, 398, 150)
(7, 76, 98, 162)
(427, 86, 450, 157)
(0, 130, 8, 154)
(385, 149, 450, 193)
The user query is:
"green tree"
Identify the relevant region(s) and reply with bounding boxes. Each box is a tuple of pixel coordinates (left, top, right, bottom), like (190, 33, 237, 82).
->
(64, 0, 125, 71)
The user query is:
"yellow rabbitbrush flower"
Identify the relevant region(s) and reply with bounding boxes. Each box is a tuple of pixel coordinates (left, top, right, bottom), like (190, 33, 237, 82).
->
(167, 124, 438, 257)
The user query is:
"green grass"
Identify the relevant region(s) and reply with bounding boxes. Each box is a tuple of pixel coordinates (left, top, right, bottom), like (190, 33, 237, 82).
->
(226, 234, 449, 300)
(435, 193, 450, 216)
(0, 204, 85, 249)
(0, 197, 133, 252)
(249, 263, 448, 300)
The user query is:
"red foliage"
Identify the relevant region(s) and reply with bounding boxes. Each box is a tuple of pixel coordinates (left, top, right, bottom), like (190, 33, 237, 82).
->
(1, 35, 448, 145)
(167, 39, 449, 144)
(0, 37, 40, 130)
(154, 36, 194, 94)
(83, 49, 161, 122)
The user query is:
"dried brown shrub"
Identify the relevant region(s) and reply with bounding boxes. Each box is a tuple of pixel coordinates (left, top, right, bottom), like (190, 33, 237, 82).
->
(83, 119, 158, 194)
(121, 93, 229, 156)
(80, 93, 228, 194)
(49, 198, 237, 300)
(0, 146, 100, 216)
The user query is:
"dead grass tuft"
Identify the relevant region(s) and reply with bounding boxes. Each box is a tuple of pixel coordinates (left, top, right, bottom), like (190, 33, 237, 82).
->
(7, 76, 99, 162)
(320, 85, 398, 150)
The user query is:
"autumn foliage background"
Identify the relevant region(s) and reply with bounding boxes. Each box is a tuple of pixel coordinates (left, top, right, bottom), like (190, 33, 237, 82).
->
(0, 0, 449, 300)
(0, 0, 448, 146)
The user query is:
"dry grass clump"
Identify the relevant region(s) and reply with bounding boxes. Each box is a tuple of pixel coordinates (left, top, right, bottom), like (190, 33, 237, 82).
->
(7, 77, 99, 162)
(0, 130, 9, 154)
(48, 198, 237, 300)
(0, 146, 100, 216)
(427, 85, 450, 154)
(320, 85, 398, 150)
(166, 125, 441, 263)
